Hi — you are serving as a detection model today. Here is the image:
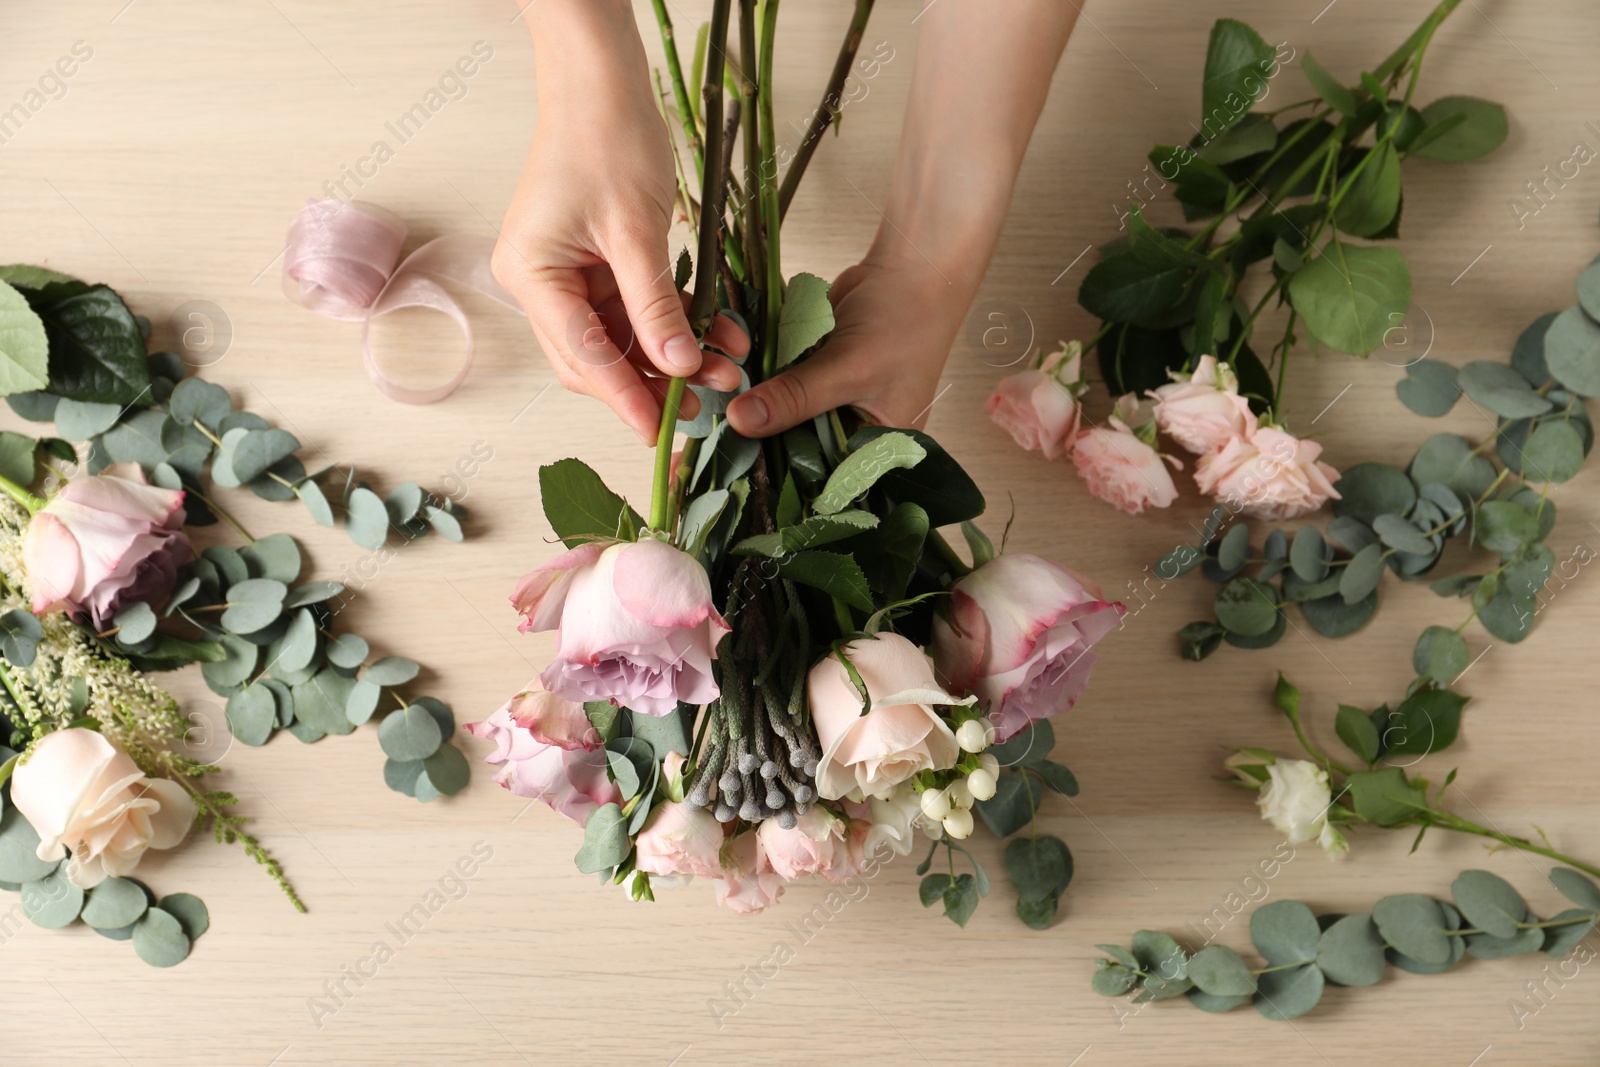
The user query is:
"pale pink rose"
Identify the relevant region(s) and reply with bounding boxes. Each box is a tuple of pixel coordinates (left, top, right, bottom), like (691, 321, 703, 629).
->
(1071, 413, 1181, 515)
(502, 685, 600, 750)
(511, 538, 730, 716)
(757, 806, 843, 880)
(931, 554, 1127, 741)
(986, 343, 1083, 460)
(715, 832, 785, 914)
(1148, 355, 1258, 455)
(1194, 426, 1342, 521)
(808, 634, 964, 801)
(10, 728, 196, 889)
(463, 683, 619, 825)
(634, 800, 724, 879)
(662, 750, 687, 785)
(23, 463, 189, 628)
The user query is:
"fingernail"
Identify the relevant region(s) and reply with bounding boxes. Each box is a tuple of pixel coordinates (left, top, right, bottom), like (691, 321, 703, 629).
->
(663, 334, 701, 373)
(739, 395, 769, 429)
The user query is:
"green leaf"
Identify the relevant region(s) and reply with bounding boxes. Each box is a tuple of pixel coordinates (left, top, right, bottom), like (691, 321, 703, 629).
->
(22, 862, 85, 929)
(378, 703, 444, 762)
(919, 872, 953, 908)
(1199, 111, 1278, 166)
(421, 743, 470, 796)
(776, 551, 874, 612)
(157, 893, 209, 940)
(291, 669, 357, 736)
(365, 656, 419, 686)
(298, 480, 335, 527)
(0, 431, 35, 490)
(1346, 767, 1427, 827)
(1034, 759, 1079, 797)
(1288, 244, 1411, 356)
(775, 272, 834, 367)
(1131, 929, 1188, 981)
(239, 533, 302, 584)
(222, 578, 287, 635)
(1457, 360, 1551, 419)
(345, 679, 380, 726)
(1413, 626, 1468, 683)
(1251, 900, 1320, 966)
(538, 458, 643, 547)
(1333, 143, 1401, 238)
(972, 772, 1042, 838)
(0, 280, 51, 397)
(1372, 513, 1433, 555)
(1078, 249, 1194, 330)
(200, 633, 258, 693)
(1335, 703, 1380, 763)
(1550, 867, 1600, 912)
(325, 632, 368, 670)
(1338, 543, 1385, 604)
(1186, 988, 1252, 1013)
(1452, 869, 1527, 940)
(0, 607, 43, 668)
(1004, 835, 1071, 901)
(846, 426, 984, 528)
(1396, 358, 1461, 416)
(1541, 910, 1596, 958)
(812, 432, 927, 515)
(733, 510, 878, 557)
(345, 487, 390, 550)
(1412, 95, 1508, 161)
(1091, 962, 1139, 997)
(1409, 433, 1495, 501)
(1475, 500, 1538, 553)
(1544, 305, 1600, 397)
(942, 874, 980, 927)
(987, 719, 1055, 770)
(1254, 964, 1324, 1021)
(1217, 522, 1250, 571)
(1200, 19, 1274, 138)
(52, 397, 121, 439)
(1372, 893, 1452, 965)
(1301, 50, 1355, 115)
(1301, 589, 1377, 637)
(1214, 576, 1279, 636)
(28, 283, 151, 405)
(1331, 463, 1416, 526)
(81, 876, 150, 931)
(225, 685, 277, 746)
(1015, 895, 1058, 930)
(1315, 913, 1388, 986)
(1519, 419, 1585, 484)
(0, 805, 62, 882)
(1188, 944, 1257, 997)
(1289, 526, 1328, 582)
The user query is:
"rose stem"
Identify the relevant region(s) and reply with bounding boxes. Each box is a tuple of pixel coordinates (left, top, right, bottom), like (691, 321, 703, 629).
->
(649, 0, 732, 534)
(0, 473, 45, 515)
(756, 0, 782, 383)
(776, 0, 874, 221)
(649, 0, 704, 183)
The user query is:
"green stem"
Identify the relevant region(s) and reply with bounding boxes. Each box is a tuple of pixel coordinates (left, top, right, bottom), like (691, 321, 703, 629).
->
(775, 0, 875, 219)
(649, 379, 690, 533)
(831, 595, 855, 637)
(738, 0, 765, 282)
(0, 473, 45, 515)
(650, 0, 705, 183)
(1429, 811, 1600, 881)
(925, 529, 973, 578)
(757, 0, 783, 381)
(1373, 0, 1465, 82)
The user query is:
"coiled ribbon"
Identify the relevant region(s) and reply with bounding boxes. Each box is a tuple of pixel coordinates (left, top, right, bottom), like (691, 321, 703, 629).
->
(282, 199, 520, 404)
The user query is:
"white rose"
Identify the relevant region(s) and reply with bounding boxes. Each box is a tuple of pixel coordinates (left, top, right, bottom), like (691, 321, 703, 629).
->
(864, 787, 922, 858)
(1256, 759, 1333, 849)
(10, 728, 196, 888)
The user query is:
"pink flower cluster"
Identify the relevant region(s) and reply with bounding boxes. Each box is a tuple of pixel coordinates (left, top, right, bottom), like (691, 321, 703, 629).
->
(987, 347, 1340, 521)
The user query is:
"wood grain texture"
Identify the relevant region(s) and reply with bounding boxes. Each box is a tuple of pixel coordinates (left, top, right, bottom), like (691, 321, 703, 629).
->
(2, 1, 1597, 1063)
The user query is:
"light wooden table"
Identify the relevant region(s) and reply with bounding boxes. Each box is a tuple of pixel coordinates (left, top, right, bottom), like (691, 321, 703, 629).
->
(4, 1, 1597, 1063)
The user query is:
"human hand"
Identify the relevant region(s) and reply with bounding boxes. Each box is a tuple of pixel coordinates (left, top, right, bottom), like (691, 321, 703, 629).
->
(725, 260, 960, 438)
(492, 3, 745, 444)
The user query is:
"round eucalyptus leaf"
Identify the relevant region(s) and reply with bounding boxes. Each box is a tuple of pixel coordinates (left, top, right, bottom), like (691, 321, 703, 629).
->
(1300, 589, 1377, 637)
(384, 758, 425, 796)
(1412, 626, 1468, 683)
(1251, 900, 1321, 966)
(200, 634, 259, 694)
(1409, 434, 1495, 501)
(1217, 523, 1250, 571)
(94, 921, 137, 941)
(274, 608, 318, 674)
(1501, 543, 1554, 599)
(1512, 311, 1558, 386)
(297, 480, 336, 527)
(1325, 516, 1377, 554)
(168, 377, 232, 430)
(1475, 500, 1538, 553)
(218, 411, 269, 436)
(225, 685, 276, 746)
(1456, 360, 1553, 418)
(1388, 900, 1466, 975)
(1372, 514, 1434, 555)
(326, 633, 368, 670)
(132, 906, 191, 967)
(284, 581, 345, 609)
(1466, 924, 1544, 959)
(1130, 929, 1188, 980)
(1339, 543, 1385, 603)
(1214, 577, 1279, 637)
(1331, 463, 1415, 526)
(53, 398, 123, 440)
(0, 805, 56, 882)
(248, 457, 305, 502)
(346, 487, 390, 550)
(1505, 486, 1558, 542)
(425, 506, 463, 542)
(1092, 965, 1137, 997)
(260, 677, 295, 727)
(345, 679, 381, 726)
(148, 462, 183, 491)
(1477, 586, 1535, 644)
(1541, 909, 1597, 958)
(1254, 963, 1323, 1021)
(1223, 604, 1286, 649)
(202, 545, 249, 590)
(230, 428, 299, 484)
(1188, 944, 1256, 997)
(240, 533, 302, 584)
(1315, 913, 1387, 987)
(1289, 526, 1328, 582)
(209, 427, 251, 489)
(384, 481, 425, 524)
(1186, 988, 1251, 1013)
(1544, 305, 1600, 397)
(1417, 482, 1466, 535)
(1372, 894, 1452, 964)
(364, 656, 419, 687)
(157, 893, 209, 940)
(1517, 419, 1584, 484)
(22, 862, 85, 928)
(378, 704, 443, 762)
(1550, 867, 1600, 911)
(412, 695, 455, 740)
(421, 743, 470, 796)
(1396, 358, 1460, 417)
(1452, 869, 1527, 939)
(291, 669, 358, 736)
(81, 876, 150, 930)
(286, 720, 326, 744)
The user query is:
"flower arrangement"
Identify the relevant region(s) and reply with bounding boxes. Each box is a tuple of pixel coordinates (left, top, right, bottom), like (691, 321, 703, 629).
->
(0, 264, 470, 965)
(471, 0, 1121, 928)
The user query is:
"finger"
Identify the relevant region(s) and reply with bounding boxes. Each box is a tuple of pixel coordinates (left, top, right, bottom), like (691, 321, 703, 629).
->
(704, 311, 752, 363)
(608, 237, 702, 378)
(726, 344, 861, 438)
(520, 282, 661, 443)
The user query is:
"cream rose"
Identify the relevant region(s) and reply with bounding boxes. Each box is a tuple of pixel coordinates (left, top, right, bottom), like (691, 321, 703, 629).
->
(1193, 426, 1341, 521)
(807, 634, 964, 801)
(10, 728, 196, 888)
(1148, 355, 1257, 455)
(1255, 758, 1345, 853)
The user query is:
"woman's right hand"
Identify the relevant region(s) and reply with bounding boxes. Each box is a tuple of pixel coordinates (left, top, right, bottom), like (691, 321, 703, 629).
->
(493, 0, 746, 444)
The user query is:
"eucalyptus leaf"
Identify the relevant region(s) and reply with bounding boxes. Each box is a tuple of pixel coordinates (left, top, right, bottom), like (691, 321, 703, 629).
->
(378, 703, 443, 762)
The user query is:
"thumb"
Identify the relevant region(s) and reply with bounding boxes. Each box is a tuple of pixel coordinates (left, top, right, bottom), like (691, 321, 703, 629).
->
(610, 240, 702, 378)
(727, 345, 860, 438)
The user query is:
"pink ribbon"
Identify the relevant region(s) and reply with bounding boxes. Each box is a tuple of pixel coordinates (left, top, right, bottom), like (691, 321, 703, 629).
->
(282, 199, 520, 404)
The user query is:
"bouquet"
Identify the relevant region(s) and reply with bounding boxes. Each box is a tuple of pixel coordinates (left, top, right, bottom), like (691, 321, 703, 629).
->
(472, 0, 1122, 927)
(0, 264, 469, 965)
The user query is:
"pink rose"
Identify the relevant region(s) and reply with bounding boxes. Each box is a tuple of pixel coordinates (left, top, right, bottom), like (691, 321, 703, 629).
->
(1194, 425, 1341, 521)
(463, 683, 619, 825)
(23, 464, 189, 628)
(1071, 409, 1181, 515)
(931, 554, 1126, 742)
(502, 684, 600, 750)
(10, 728, 196, 888)
(511, 538, 731, 716)
(714, 832, 784, 914)
(1149, 355, 1258, 455)
(986, 342, 1083, 460)
(808, 633, 963, 801)
(757, 806, 843, 880)
(634, 800, 724, 879)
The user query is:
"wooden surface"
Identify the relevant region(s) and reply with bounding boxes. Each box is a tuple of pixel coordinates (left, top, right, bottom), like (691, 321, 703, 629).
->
(4, 1, 1598, 1063)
